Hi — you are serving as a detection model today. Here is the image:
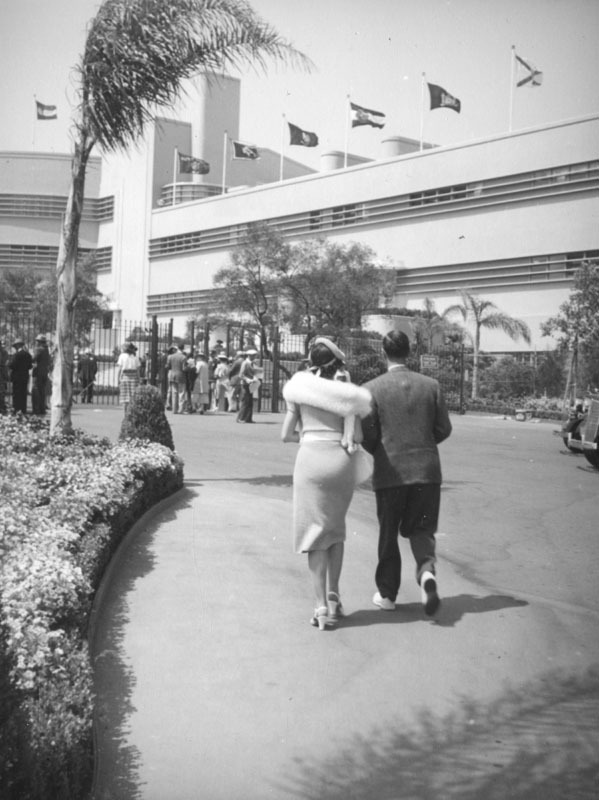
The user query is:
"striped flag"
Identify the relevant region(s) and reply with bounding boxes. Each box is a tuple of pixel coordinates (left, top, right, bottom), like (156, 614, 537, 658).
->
(35, 101, 57, 120)
(350, 101, 386, 129)
(178, 153, 210, 174)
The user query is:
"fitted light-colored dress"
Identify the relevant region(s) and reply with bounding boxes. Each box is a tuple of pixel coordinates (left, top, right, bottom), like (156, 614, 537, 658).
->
(287, 402, 355, 553)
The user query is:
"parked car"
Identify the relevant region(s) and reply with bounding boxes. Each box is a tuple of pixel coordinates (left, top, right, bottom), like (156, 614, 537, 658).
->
(566, 397, 599, 469)
(561, 400, 587, 452)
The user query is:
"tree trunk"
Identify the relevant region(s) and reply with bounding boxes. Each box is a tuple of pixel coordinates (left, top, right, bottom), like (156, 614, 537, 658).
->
(50, 134, 92, 437)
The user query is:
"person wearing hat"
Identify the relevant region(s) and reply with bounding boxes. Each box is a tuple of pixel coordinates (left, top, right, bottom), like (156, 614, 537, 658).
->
(166, 344, 187, 413)
(116, 342, 141, 414)
(226, 350, 245, 412)
(191, 352, 209, 414)
(77, 347, 98, 404)
(0, 338, 9, 413)
(281, 337, 372, 629)
(236, 348, 259, 423)
(9, 339, 33, 414)
(31, 335, 52, 415)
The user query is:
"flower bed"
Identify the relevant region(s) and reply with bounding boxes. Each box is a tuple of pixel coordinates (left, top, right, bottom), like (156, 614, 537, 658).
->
(0, 414, 183, 800)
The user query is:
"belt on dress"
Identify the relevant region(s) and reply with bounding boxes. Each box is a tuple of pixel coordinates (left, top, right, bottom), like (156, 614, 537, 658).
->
(301, 431, 342, 443)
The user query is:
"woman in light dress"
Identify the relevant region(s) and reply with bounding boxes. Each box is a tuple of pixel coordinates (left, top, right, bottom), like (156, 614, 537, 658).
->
(281, 338, 372, 630)
(191, 353, 210, 413)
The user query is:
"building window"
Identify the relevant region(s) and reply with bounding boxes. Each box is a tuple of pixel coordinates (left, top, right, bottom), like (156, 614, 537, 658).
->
(309, 209, 321, 230)
(565, 250, 599, 272)
(332, 204, 360, 226)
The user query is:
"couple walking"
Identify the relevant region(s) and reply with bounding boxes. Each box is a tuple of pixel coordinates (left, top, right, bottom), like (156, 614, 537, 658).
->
(282, 331, 452, 629)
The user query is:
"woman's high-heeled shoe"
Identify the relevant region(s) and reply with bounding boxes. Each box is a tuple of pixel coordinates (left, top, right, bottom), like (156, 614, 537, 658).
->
(327, 592, 344, 623)
(310, 606, 329, 630)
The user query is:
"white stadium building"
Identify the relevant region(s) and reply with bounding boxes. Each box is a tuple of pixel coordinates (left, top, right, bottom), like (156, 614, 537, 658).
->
(1, 74, 598, 354)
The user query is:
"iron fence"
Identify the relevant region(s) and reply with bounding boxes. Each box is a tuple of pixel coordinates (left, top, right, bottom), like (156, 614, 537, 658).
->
(0, 311, 470, 414)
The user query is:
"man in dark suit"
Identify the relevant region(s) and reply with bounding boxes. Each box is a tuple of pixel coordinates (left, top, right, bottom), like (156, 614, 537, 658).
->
(9, 339, 33, 415)
(362, 330, 452, 616)
(31, 335, 51, 414)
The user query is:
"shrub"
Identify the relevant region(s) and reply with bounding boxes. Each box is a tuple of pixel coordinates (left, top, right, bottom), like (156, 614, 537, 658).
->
(119, 384, 174, 450)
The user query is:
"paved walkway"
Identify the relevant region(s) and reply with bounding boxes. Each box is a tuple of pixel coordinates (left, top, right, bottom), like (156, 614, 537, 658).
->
(75, 404, 599, 800)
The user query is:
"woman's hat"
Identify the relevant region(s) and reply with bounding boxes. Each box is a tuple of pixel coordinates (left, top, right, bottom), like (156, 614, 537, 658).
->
(245, 348, 258, 355)
(311, 336, 345, 361)
(12, 339, 25, 348)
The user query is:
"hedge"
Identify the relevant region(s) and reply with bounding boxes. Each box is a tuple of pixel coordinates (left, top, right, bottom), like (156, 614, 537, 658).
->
(0, 414, 184, 800)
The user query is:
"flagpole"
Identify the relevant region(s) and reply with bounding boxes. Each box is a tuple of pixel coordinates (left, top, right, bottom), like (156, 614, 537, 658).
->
(32, 95, 36, 148)
(419, 73, 425, 151)
(508, 45, 516, 132)
(221, 131, 228, 195)
(280, 114, 286, 182)
(344, 94, 351, 168)
(172, 147, 178, 206)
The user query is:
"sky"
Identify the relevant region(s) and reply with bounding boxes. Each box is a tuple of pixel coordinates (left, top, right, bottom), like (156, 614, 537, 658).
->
(0, 0, 598, 170)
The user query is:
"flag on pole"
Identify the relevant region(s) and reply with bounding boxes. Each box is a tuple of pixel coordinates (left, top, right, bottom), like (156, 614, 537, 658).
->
(350, 101, 386, 129)
(515, 53, 543, 87)
(232, 141, 260, 160)
(178, 153, 210, 174)
(288, 122, 319, 147)
(35, 101, 57, 120)
(427, 83, 461, 113)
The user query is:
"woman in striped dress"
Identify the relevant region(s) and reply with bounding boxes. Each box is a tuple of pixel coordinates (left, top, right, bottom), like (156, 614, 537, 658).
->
(117, 343, 141, 414)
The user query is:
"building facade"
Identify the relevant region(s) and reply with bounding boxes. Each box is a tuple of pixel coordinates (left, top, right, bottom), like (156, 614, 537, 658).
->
(2, 73, 598, 353)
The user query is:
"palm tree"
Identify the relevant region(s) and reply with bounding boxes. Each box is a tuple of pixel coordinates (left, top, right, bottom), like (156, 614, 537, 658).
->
(443, 290, 531, 399)
(411, 296, 459, 354)
(50, 0, 311, 435)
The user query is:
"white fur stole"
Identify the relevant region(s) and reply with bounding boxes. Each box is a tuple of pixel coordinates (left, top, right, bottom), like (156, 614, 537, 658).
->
(283, 370, 372, 418)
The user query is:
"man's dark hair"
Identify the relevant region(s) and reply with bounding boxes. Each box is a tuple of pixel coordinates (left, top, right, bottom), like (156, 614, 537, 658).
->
(382, 330, 410, 360)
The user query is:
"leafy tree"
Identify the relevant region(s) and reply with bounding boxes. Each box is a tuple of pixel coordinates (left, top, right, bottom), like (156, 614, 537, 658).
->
(541, 261, 599, 392)
(478, 355, 535, 399)
(443, 290, 531, 399)
(279, 238, 395, 342)
(50, 0, 310, 436)
(0, 258, 106, 342)
(212, 221, 291, 355)
(535, 350, 567, 398)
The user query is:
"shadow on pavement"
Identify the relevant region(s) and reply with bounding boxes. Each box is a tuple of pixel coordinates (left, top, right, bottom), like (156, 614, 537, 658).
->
(184, 474, 293, 487)
(340, 593, 528, 629)
(275, 665, 599, 800)
(91, 497, 192, 799)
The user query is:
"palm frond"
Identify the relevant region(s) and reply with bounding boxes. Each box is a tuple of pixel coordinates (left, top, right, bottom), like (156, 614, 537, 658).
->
(482, 312, 532, 343)
(78, 0, 313, 151)
(442, 303, 467, 321)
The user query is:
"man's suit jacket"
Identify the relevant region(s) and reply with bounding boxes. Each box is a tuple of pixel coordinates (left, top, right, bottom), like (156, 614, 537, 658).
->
(362, 366, 452, 489)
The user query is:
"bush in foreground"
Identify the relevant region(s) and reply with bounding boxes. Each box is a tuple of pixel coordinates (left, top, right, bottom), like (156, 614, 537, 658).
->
(0, 414, 184, 799)
(119, 384, 174, 450)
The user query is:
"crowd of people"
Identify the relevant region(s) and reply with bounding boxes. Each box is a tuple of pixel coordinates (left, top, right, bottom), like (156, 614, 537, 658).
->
(149, 343, 264, 422)
(0, 335, 52, 416)
(0, 333, 265, 419)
